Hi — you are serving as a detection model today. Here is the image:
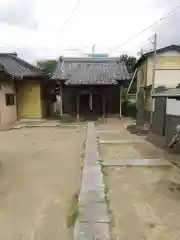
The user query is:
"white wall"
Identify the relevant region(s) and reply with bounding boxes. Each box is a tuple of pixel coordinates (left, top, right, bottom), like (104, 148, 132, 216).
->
(166, 98, 180, 116)
(155, 69, 180, 88)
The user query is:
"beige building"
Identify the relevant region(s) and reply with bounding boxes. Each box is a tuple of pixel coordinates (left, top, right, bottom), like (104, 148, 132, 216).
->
(0, 53, 48, 128)
(0, 75, 17, 126)
(135, 45, 180, 124)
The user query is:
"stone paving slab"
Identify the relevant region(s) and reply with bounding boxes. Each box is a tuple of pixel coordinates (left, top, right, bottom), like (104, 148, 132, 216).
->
(81, 180, 105, 191)
(13, 124, 85, 129)
(79, 203, 110, 223)
(100, 139, 145, 144)
(79, 189, 105, 205)
(74, 222, 110, 240)
(102, 158, 172, 167)
(83, 154, 100, 167)
(97, 130, 124, 133)
(75, 122, 110, 239)
(81, 167, 104, 188)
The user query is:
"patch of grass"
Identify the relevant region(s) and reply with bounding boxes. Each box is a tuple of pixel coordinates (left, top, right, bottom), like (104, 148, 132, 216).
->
(80, 150, 85, 162)
(59, 119, 76, 124)
(59, 115, 87, 124)
(100, 164, 115, 230)
(67, 193, 79, 228)
(80, 154, 84, 171)
(101, 163, 108, 177)
(59, 117, 77, 124)
(80, 139, 87, 170)
(97, 159, 103, 164)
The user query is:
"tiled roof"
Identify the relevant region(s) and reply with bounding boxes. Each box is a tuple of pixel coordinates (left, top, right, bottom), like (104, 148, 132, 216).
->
(52, 57, 130, 85)
(152, 88, 180, 98)
(0, 53, 43, 78)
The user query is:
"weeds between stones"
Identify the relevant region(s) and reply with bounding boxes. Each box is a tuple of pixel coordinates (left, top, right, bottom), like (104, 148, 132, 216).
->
(67, 193, 79, 228)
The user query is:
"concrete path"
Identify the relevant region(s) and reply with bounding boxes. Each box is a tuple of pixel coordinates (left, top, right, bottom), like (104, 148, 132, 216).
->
(74, 122, 110, 239)
(103, 158, 172, 167)
(100, 139, 145, 144)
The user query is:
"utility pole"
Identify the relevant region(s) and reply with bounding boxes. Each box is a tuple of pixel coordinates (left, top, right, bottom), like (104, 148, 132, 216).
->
(152, 33, 157, 94)
(92, 44, 95, 55)
(137, 47, 144, 56)
(59, 56, 64, 118)
(150, 33, 157, 126)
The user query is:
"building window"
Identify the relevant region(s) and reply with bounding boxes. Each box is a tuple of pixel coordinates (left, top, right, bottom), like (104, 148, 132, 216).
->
(5, 93, 15, 106)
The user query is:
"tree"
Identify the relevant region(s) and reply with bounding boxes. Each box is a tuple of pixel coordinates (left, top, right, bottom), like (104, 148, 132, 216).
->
(120, 54, 137, 93)
(176, 83, 180, 88)
(120, 54, 137, 74)
(37, 60, 57, 76)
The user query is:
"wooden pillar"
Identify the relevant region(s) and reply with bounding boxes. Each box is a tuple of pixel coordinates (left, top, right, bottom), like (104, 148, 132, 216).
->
(119, 84, 123, 118)
(89, 93, 92, 111)
(102, 94, 106, 119)
(60, 82, 63, 117)
(77, 93, 80, 120)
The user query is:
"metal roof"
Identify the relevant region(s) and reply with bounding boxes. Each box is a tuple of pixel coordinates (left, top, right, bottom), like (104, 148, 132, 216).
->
(52, 57, 130, 85)
(0, 53, 43, 78)
(152, 88, 180, 98)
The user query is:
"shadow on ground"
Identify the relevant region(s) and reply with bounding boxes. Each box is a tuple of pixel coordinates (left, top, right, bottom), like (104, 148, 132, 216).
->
(126, 124, 149, 136)
(126, 124, 180, 167)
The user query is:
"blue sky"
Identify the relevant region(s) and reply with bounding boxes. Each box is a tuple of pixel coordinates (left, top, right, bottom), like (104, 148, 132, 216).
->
(0, 0, 179, 62)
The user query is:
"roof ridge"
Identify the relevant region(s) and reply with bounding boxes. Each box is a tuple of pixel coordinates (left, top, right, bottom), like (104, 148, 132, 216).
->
(10, 55, 43, 73)
(134, 44, 180, 68)
(52, 56, 130, 83)
(0, 53, 17, 57)
(58, 57, 121, 62)
(0, 53, 43, 74)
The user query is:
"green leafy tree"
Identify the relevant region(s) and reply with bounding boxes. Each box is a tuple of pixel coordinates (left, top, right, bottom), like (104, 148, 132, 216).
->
(176, 83, 180, 88)
(120, 54, 137, 94)
(120, 54, 137, 74)
(37, 60, 57, 76)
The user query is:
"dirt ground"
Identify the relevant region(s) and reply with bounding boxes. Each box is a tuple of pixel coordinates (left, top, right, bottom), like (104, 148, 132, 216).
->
(0, 127, 85, 240)
(97, 118, 180, 240)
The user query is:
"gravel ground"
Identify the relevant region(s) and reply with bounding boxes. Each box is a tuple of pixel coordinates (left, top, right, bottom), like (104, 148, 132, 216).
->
(105, 166, 180, 240)
(0, 127, 85, 240)
(100, 141, 165, 164)
(97, 118, 180, 240)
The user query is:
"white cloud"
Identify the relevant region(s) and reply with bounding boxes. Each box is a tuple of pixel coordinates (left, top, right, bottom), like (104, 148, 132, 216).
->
(0, 0, 37, 29)
(0, 0, 179, 62)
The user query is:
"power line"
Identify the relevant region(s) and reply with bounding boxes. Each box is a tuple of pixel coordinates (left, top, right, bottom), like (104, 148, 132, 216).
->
(112, 5, 180, 52)
(58, 0, 82, 36)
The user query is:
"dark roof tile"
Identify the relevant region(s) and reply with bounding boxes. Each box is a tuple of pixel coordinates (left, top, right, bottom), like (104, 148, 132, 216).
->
(0, 54, 43, 78)
(53, 57, 130, 85)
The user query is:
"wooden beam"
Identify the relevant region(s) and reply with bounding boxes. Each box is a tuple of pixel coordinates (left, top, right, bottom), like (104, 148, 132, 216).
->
(119, 84, 123, 118)
(77, 93, 80, 120)
(60, 82, 63, 117)
(102, 94, 106, 119)
(89, 93, 92, 111)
